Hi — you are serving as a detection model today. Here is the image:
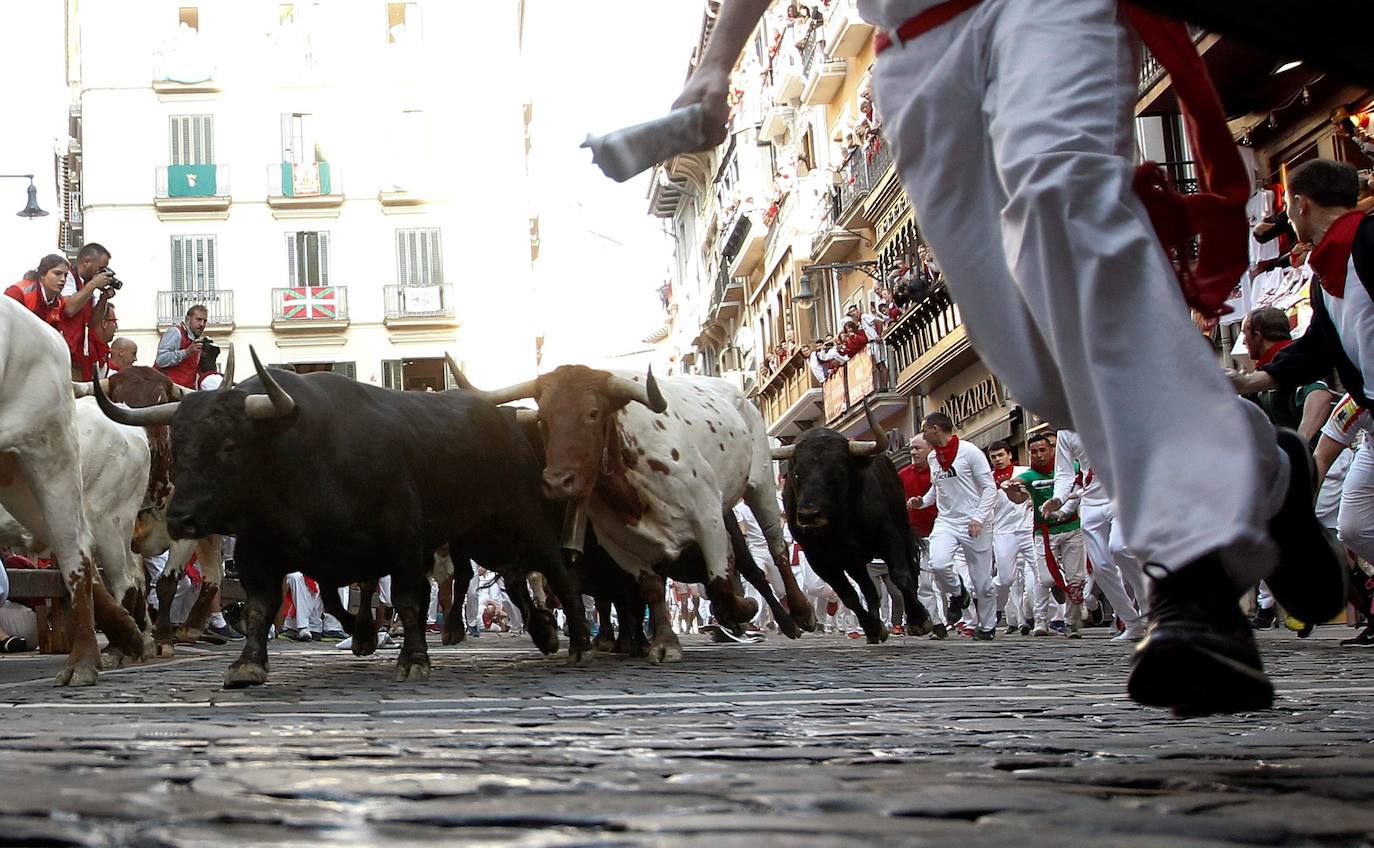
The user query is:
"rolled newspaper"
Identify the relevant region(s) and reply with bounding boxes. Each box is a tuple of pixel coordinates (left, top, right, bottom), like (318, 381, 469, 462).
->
(582, 104, 708, 183)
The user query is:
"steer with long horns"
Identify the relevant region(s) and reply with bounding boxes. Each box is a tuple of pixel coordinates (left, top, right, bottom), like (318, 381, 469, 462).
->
(774, 401, 934, 643)
(94, 347, 592, 687)
(461, 362, 818, 661)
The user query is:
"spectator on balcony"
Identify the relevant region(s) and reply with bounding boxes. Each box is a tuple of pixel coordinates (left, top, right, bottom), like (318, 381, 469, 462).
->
(918, 245, 941, 284)
(156, 303, 209, 389)
(7, 253, 116, 380)
(809, 337, 848, 381)
(838, 321, 868, 357)
(847, 304, 884, 342)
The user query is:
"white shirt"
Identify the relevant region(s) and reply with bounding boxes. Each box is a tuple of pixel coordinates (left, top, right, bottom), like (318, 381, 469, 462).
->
(920, 439, 996, 530)
(731, 502, 771, 561)
(1323, 253, 1374, 397)
(1051, 430, 1106, 507)
(1321, 393, 1374, 448)
(991, 465, 1033, 534)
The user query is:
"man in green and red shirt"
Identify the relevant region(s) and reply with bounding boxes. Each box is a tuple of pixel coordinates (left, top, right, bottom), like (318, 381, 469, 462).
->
(1004, 433, 1087, 637)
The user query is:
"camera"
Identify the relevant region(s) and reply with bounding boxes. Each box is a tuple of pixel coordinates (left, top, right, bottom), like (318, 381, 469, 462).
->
(98, 266, 124, 291)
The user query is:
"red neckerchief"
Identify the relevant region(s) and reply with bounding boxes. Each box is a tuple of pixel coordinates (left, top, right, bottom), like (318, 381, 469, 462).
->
(1254, 338, 1293, 369)
(993, 463, 1014, 486)
(934, 435, 959, 471)
(1031, 458, 1054, 475)
(1309, 210, 1367, 298)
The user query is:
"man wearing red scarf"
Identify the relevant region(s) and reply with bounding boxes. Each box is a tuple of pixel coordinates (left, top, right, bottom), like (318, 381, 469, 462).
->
(1235, 306, 1335, 440)
(987, 441, 1039, 636)
(913, 413, 995, 639)
(1005, 433, 1088, 637)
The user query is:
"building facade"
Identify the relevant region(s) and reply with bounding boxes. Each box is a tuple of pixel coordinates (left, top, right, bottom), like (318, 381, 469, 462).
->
(652, 1, 1374, 460)
(63, 1, 539, 391)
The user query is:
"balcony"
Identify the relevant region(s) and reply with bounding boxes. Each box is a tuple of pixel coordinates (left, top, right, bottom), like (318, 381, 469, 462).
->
(723, 208, 766, 277)
(271, 286, 350, 333)
(836, 138, 893, 227)
(761, 102, 794, 142)
(810, 186, 860, 263)
(156, 289, 234, 332)
(758, 351, 823, 438)
(708, 264, 747, 323)
(152, 31, 220, 97)
(823, 0, 875, 60)
(820, 346, 891, 424)
(267, 162, 343, 217)
(384, 283, 458, 330)
(154, 164, 230, 218)
(770, 31, 805, 103)
(882, 283, 972, 393)
(800, 31, 847, 106)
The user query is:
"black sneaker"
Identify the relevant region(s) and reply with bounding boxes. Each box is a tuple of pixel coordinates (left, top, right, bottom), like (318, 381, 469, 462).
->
(1020, 623, 1031, 636)
(974, 628, 995, 641)
(207, 623, 244, 641)
(1004, 625, 1018, 636)
(1127, 554, 1273, 717)
(197, 630, 227, 645)
(1339, 627, 1374, 648)
(1249, 606, 1277, 630)
(1266, 429, 1348, 624)
(929, 623, 948, 641)
(945, 581, 970, 626)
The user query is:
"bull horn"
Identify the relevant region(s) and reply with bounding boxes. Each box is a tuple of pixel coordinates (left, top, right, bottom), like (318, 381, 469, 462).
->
(444, 353, 476, 391)
(771, 444, 797, 461)
(472, 376, 541, 406)
(168, 383, 193, 399)
(862, 399, 889, 453)
(72, 379, 110, 399)
(847, 440, 883, 457)
(243, 346, 296, 420)
(221, 345, 235, 389)
(607, 366, 668, 414)
(92, 372, 180, 426)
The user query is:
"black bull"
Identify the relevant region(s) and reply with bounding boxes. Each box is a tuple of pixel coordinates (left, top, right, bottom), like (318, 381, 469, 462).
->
(95, 356, 592, 687)
(782, 428, 933, 643)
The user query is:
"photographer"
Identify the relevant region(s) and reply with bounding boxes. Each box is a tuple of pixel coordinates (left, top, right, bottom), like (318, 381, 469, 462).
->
(155, 304, 209, 389)
(6, 251, 115, 379)
(65, 243, 119, 380)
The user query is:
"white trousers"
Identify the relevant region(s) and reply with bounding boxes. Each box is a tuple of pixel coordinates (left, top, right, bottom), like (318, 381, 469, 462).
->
(993, 529, 1037, 626)
(284, 571, 322, 633)
(1080, 500, 1144, 625)
(872, 0, 1283, 583)
(1035, 529, 1087, 626)
(928, 523, 996, 631)
(144, 552, 197, 626)
(1338, 446, 1374, 565)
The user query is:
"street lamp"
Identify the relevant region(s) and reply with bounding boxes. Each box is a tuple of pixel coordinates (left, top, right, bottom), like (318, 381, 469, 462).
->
(0, 174, 48, 218)
(794, 271, 816, 310)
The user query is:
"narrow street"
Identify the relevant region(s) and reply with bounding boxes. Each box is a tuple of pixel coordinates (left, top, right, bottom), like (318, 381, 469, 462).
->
(2, 629, 1372, 846)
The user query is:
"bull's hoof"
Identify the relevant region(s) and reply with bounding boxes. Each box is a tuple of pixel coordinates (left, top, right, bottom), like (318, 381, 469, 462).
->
(223, 661, 268, 689)
(593, 635, 617, 653)
(394, 659, 431, 682)
(155, 641, 177, 659)
(174, 627, 201, 645)
(647, 639, 683, 664)
(794, 608, 820, 633)
(99, 648, 127, 670)
(907, 604, 934, 637)
(566, 640, 593, 665)
(866, 625, 889, 644)
(441, 626, 465, 646)
(139, 633, 157, 661)
(531, 628, 559, 656)
(352, 632, 378, 657)
(777, 615, 804, 640)
(55, 662, 99, 687)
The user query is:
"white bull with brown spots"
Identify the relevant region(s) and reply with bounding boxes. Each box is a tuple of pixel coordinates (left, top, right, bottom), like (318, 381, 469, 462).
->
(461, 363, 818, 662)
(0, 296, 145, 685)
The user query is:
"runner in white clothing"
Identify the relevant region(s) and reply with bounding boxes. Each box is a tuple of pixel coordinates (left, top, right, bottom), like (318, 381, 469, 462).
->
(1315, 394, 1374, 565)
(915, 413, 995, 638)
(986, 441, 1039, 635)
(1046, 430, 1147, 640)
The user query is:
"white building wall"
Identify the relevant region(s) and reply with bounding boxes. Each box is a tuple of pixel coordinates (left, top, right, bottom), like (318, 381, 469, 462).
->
(75, 0, 535, 388)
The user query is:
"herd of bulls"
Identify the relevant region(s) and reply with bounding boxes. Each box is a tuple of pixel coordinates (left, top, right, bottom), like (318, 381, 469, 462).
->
(0, 295, 932, 688)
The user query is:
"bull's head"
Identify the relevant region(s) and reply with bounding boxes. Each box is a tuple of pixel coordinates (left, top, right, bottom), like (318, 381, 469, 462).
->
(93, 347, 296, 538)
(459, 363, 666, 501)
(774, 400, 888, 532)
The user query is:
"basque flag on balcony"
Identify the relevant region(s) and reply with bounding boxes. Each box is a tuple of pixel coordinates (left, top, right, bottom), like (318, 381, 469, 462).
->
(280, 286, 337, 320)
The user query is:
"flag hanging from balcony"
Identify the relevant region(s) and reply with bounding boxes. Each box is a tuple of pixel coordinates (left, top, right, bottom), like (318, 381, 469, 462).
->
(280, 286, 337, 319)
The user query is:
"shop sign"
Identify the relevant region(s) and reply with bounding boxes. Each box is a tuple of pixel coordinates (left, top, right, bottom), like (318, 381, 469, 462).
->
(938, 376, 1001, 428)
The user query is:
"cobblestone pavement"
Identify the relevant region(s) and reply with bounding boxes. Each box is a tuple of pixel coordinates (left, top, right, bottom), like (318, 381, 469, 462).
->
(1, 626, 1372, 847)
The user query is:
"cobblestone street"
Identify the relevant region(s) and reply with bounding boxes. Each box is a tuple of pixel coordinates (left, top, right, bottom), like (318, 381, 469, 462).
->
(1, 628, 1372, 847)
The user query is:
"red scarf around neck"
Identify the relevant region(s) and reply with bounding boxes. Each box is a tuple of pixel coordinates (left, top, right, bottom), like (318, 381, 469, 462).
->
(934, 435, 960, 471)
(1254, 337, 1292, 369)
(993, 463, 1014, 486)
(1310, 209, 1367, 298)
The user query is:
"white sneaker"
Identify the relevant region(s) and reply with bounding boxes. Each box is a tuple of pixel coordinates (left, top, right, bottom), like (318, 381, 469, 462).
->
(377, 630, 398, 648)
(335, 636, 354, 651)
(1031, 624, 1050, 637)
(1111, 621, 1148, 642)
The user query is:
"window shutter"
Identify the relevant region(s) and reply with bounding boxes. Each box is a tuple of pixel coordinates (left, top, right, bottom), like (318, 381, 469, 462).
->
(333, 361, 355, 380)
(170, 117, 183, 165)
(318, 231, 330, 285)
(280, 113, 294, 163)
(172, 236, 185, 290)
(382, 359, 402, 390)
(395, 229, 408, 285)
(418, 229, 432, 285)
(285, 232, 298, 286)
(204, 236, 217, 290)
(198, 115, 214, 164)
